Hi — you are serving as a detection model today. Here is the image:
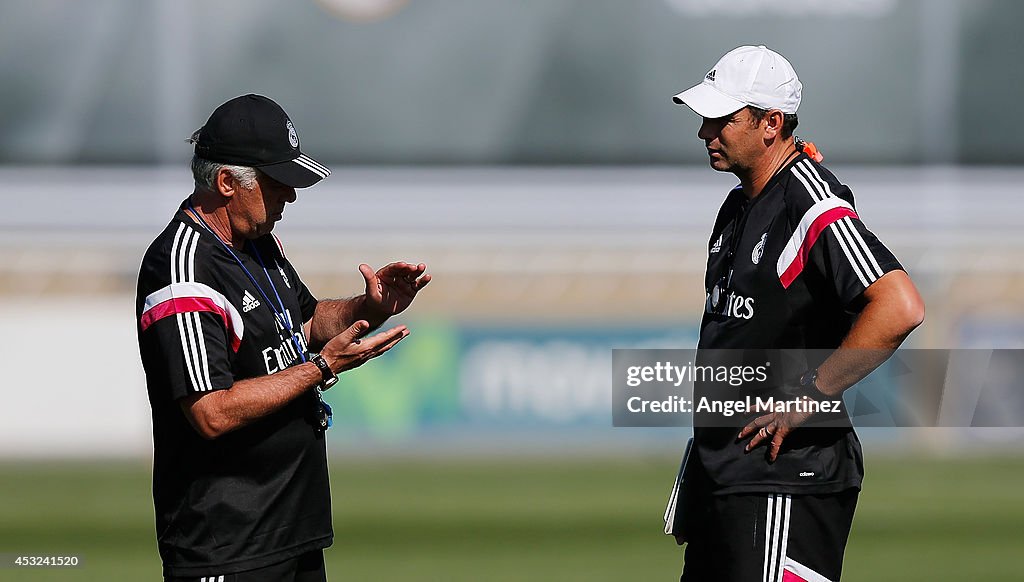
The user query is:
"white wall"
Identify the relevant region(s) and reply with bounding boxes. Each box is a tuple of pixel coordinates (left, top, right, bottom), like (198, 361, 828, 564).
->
(0, 296, 151, 458)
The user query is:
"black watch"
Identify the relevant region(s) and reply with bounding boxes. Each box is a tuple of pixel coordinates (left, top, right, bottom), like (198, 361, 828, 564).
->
(797, 368, 824, 400)
(310, 353, 338, 391)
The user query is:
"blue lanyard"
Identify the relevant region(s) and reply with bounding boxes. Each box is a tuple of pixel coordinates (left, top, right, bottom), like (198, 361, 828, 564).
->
(186, 202, 306, 364)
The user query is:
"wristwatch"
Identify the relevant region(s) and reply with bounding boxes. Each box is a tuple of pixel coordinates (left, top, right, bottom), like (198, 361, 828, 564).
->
(797, 368, 824, 400)
(310, 353, 338, 391)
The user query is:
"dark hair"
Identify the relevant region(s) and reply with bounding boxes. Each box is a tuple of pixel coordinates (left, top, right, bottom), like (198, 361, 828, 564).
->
(746, 106, 798, 139)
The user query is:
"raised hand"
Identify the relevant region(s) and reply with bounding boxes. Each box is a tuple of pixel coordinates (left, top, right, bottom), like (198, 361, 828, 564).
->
(360, 262, 431, 320)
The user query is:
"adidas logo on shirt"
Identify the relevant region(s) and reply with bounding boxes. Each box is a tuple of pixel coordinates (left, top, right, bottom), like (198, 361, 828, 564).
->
(705, 69, 716, 82)
(710, 234, 723, 254)
(242, 290, 261, 313)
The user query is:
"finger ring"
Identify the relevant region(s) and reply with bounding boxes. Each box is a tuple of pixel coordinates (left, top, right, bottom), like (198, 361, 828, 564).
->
(760, 426, 773, 437)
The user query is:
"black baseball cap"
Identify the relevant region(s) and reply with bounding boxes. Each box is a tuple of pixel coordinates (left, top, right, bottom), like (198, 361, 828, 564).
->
(192, 94, 331, 188)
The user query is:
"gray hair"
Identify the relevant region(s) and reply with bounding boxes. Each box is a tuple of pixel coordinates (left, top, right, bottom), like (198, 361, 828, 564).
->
(191, 155, 258, 191)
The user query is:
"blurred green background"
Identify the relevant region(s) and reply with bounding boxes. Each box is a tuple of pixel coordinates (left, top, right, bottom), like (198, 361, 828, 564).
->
(2, 454, 1022, 581)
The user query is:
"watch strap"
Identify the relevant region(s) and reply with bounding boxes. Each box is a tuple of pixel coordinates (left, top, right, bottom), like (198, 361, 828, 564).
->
(796, 368, 825, 400)
(310, 353, 338, 390)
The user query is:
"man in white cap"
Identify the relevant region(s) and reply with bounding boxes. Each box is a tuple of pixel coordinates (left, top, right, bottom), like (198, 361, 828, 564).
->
(670, 46, 925, 581)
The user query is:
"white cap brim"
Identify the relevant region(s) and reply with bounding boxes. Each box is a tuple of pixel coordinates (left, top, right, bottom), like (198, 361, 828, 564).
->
(672, 82, 747, 119)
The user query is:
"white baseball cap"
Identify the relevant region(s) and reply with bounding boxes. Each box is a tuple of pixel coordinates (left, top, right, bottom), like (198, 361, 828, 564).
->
(673, 45, 802, 118)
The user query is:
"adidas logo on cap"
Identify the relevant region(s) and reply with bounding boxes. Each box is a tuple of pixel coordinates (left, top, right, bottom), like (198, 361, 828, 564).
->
(242, 290, 261, 313)
(674, 46, 802, 118)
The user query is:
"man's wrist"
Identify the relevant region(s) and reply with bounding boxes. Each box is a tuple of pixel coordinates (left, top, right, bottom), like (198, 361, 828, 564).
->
(310, 353, 338, 390)
(793, 368, 826, 401)
(356, 295, 388, 327)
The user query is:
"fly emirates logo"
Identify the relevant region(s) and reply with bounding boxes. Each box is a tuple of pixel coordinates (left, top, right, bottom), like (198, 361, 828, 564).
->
(705, 290, 756, 320)
(261, 308, 310, 374)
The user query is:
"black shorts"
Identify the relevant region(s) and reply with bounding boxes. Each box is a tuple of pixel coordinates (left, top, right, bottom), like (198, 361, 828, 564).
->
(681, 490, 858, 582)
(164, 550, 326, 582)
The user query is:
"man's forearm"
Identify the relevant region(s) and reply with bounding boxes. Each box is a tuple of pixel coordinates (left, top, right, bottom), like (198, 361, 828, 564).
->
(815, 271, 925, 397)
(183, 319, 407, 439)
(814, 345, 895, 399)
(307, 296, 386, 350)
(180, 361, 323, 439)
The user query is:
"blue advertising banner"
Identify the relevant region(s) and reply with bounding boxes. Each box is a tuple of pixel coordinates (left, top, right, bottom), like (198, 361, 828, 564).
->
(322, 322, 698, 438)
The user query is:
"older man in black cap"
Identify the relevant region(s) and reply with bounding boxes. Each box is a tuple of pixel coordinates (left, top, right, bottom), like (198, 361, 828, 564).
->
(136, 94, 430, 581)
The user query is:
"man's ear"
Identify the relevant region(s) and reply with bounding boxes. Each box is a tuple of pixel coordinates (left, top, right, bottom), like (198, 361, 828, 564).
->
(763, 109, 784, 139)
(215, 168, 238, 199)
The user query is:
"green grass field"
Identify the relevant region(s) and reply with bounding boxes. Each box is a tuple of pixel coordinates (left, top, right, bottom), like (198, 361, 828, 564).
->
(1, 454, 1022, 581)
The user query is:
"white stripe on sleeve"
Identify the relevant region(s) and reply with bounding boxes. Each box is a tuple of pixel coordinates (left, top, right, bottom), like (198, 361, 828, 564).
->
(175, 312, 201, 393)
(172, 226, 210, 392)
(792, 161, 825, 202)
(829, 223, 871, 288)
(775, 195, 856, 281)
(171, 223, 186, 283)
(833, 217, 879, 282)
(842, 216, 885, 278)
(171, 225, 200, 391)
(193, 311, 214, 391)
(803, 162, 885, 281)
(793, 162, 872, 287)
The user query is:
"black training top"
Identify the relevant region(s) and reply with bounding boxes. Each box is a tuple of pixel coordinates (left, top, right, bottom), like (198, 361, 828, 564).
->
(694, 153, 903, 496)
(136, 203, 331, 576)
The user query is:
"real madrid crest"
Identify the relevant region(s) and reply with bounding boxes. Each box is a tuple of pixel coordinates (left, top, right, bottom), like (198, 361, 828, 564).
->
(752, 232, 767, 265)
(286, 120, 298, 148)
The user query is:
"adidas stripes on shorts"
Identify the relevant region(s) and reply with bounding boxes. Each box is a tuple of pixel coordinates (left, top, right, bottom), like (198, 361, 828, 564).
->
(680, 490, 858, 582)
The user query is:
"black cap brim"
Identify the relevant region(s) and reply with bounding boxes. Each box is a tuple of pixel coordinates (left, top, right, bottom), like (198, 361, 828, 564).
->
(258, 154, 332, 189)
